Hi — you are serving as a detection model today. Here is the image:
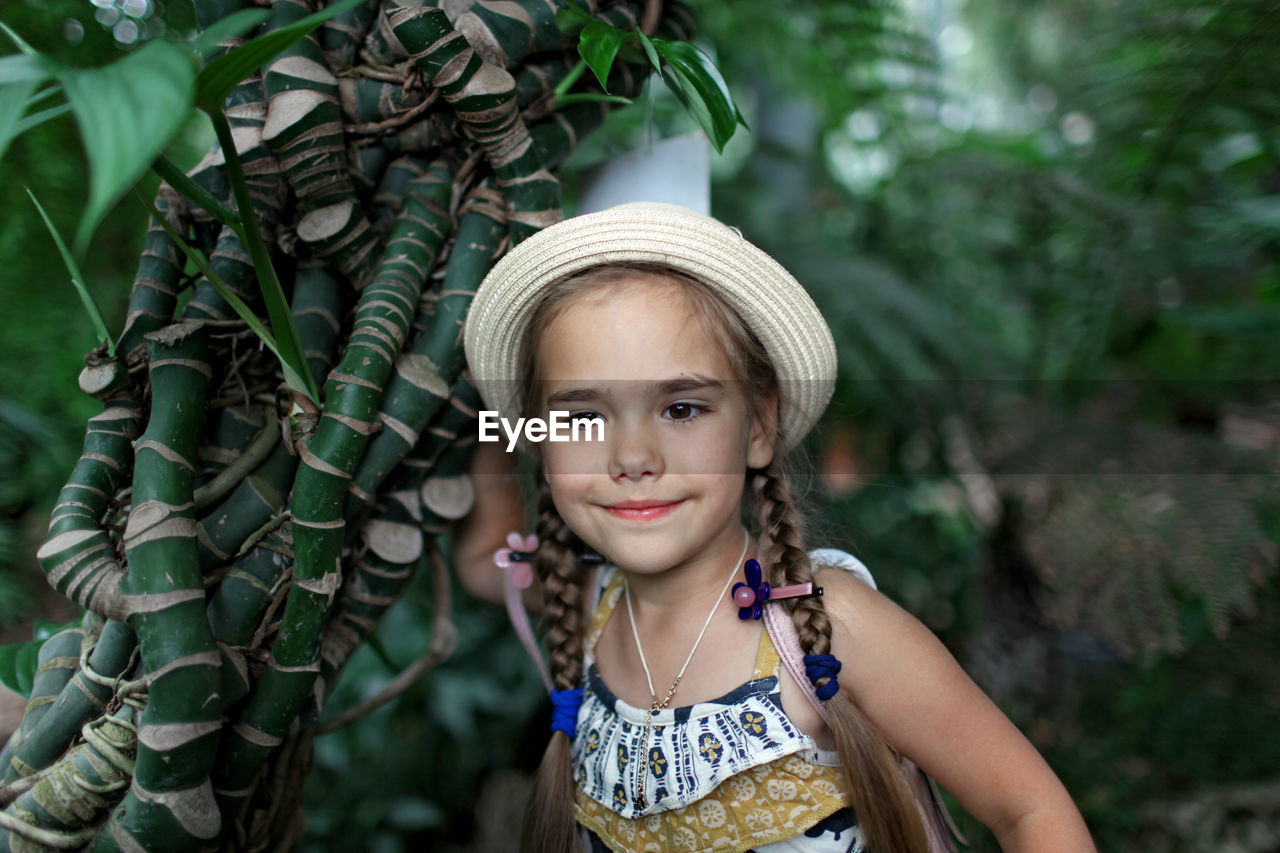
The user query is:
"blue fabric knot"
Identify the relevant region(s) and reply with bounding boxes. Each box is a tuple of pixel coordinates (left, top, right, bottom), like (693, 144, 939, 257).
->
(549, 687, 584, 738)
(803, 654, 842, 701)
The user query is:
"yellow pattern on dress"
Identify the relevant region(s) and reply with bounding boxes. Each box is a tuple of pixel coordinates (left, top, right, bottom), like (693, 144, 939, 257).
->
(576, 753, 850, 853)
(577, 567, 851, 853)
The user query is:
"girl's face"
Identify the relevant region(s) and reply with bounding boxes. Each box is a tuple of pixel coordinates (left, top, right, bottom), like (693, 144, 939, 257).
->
(534, 277, 775, 578)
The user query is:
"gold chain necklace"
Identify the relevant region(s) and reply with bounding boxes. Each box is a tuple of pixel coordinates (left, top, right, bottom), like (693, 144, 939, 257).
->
(623, 531, 750, 810)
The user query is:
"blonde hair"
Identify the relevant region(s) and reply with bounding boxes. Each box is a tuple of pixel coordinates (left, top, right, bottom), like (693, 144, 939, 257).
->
(519, 264, 927, 853)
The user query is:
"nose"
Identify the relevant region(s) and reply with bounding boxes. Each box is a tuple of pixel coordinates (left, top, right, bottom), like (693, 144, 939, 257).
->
(608, 419, 664, 482)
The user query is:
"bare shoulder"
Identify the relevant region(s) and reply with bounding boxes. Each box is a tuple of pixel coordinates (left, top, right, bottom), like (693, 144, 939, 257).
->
(813, 562, 1096, 849)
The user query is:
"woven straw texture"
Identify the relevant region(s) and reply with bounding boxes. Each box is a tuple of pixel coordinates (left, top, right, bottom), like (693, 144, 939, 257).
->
(464, 203, 836, 450)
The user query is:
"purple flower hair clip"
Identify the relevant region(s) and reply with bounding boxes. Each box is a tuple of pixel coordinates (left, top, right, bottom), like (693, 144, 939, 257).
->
(732, 558, 823, 621)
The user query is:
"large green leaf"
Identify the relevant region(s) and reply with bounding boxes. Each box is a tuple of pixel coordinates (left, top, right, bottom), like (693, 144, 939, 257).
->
(554, 2, 594, 37)
(0, 639, 40, 699)
(579, 21, 625, 91)
(0, 53, 55, 84)
(0, 53, 58, 163)
(648, 37, 746, 153)
(190, 8, 271, 60)
(195, 0, 365, 112)
(60, 39, 196, 255)
(0, 78, 38, 165)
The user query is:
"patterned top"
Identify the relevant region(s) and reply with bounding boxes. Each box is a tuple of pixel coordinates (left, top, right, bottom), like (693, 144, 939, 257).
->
(573, 561, 863, 853)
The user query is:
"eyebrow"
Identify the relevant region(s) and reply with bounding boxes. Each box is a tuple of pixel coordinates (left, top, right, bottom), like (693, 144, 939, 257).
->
(545, 375, 725, 407)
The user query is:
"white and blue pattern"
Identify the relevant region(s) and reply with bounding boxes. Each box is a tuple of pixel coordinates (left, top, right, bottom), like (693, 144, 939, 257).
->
(574, 563, 842, 821)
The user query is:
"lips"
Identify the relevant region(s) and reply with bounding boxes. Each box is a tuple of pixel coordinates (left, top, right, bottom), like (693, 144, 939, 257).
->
(602, 499, 683, 521)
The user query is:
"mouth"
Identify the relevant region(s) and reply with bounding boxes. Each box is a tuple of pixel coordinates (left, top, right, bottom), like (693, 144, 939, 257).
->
(602, 500, 684, 521)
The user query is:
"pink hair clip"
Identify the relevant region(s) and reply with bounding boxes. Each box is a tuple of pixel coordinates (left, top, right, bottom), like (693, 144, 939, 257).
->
(493, 531, 538, 589)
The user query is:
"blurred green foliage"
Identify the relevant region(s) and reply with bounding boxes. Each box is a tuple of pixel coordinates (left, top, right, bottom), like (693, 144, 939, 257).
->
(2, 0, 1278, 850)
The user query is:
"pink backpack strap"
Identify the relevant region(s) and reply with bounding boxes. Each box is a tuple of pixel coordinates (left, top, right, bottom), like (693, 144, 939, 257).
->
(764, 601, 828, 723)
(765, 549, 968, 853)
(505, 567, 553, 693)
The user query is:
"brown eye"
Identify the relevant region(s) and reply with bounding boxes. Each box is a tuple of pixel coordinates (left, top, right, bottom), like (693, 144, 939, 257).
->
(664, 402, 702, 422)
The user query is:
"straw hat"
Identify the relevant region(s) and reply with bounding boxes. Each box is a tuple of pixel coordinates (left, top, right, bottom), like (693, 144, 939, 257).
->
(464, 202, 836, 451)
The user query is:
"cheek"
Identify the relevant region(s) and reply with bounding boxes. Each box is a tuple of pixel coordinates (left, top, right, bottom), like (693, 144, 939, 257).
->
(542, 438, 605, 477)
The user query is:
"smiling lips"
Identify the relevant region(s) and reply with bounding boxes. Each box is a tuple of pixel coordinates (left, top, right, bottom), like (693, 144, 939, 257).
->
(603, 500, 684, 521)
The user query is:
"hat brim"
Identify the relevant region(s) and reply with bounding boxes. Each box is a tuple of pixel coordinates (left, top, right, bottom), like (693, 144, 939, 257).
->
(464, 202, 835, 452)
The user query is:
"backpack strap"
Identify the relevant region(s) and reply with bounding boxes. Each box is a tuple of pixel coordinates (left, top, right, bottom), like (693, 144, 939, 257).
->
(764, 549, 968, 853)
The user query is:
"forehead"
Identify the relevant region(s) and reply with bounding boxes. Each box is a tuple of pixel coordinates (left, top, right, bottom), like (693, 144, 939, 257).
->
(534, 277, 737, 383)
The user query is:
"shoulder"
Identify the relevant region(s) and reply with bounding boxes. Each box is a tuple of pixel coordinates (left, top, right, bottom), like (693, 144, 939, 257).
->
(807, 550, 940, 684)
(807, 548, 893, 640)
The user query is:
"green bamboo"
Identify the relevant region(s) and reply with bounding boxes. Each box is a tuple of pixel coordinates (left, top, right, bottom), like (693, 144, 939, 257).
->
(316, 379, 482, 704)
(0, 702, 139, 853)
(264, 0, 379, 286)
(392, 7, 562, 243)
(117, 186, 187, 358)
(212, 161, 456, 808)
(319, 0, 378, 70)
(184, 71, 288, 324)
(199, 407, 268, 482)
(108, 322, 222, 851)
(444, 0, 569, 67)
(206, 527, 292, 648)
(361, 0, 418, 66)
(348, 198, 505, 508)
(3, 621, 136, 785)
(196, 260, 343, 565)
(0, 627, 84, 783)
(7, 0, 689, 844)
(371, 156, 430, 232)
(36, 403, 139, 622)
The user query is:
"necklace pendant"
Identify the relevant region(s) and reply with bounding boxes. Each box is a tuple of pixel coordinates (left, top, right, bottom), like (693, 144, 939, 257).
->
(635, 792, 647, 810)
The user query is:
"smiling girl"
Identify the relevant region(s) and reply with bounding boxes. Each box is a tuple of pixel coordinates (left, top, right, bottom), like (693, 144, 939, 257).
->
(458, 203, 1096, 853)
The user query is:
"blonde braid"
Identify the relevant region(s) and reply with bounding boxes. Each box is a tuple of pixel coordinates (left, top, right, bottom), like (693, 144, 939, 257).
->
(523, 479, 588, 853)
(752, 459, 929, 853)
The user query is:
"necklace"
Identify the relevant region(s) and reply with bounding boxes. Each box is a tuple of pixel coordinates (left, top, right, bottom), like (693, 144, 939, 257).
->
(623, 530, 751, 810)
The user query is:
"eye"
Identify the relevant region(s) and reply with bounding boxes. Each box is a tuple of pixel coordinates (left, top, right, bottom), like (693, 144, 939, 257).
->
(664, 402, 704, 422)
(570, 410, 603, 423)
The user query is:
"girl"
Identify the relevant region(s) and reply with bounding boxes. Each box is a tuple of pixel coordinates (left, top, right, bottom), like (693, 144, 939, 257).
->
(457, 203, 1096, 853)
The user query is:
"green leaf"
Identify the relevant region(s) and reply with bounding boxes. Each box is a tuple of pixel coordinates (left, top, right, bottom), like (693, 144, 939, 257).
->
(10, 102, 71, 137)
(0, 20, 36, 54)
(153, 155, 244, 238)
(0, 642, 22, 696)
(195, 0, 365, 113)
(578, 21, 626, 92)
(0, 53, 56, 85)
(14, 642, 39, 697)
(60, 39, 196, 256)
(554, 2, 595, 37)
(0, 78, 39, 165)
(0, 640, 40, 698)
(27, 188, 115, 355)
(634, 28, 661, 73)
(554, 92, 632, 107)
(190, 8, 271, 59)
(649, 37, 747, 153)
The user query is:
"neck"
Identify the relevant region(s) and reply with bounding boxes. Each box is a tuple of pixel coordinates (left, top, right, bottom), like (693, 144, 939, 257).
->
(622, 528, 754, 616)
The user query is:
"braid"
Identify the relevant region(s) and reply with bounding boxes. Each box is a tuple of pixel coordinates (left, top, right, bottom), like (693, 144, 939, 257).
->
(752, 459, 929, 853)
(753, 457, 831, 656)
(534, 479, 586, 691)
(523, 478, 587, 853)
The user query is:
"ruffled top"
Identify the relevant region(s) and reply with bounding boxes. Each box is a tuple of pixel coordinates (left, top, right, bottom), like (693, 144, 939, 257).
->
(573, 563, 855, 853)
